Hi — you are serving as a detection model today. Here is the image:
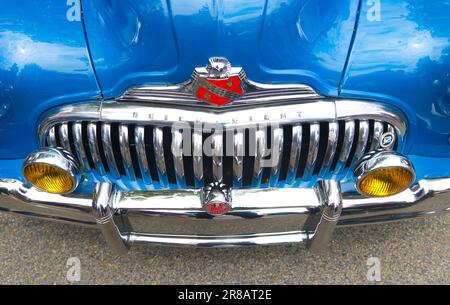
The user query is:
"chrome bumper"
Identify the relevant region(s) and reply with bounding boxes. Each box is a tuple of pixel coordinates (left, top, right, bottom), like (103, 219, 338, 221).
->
(0, 178, 449, 252)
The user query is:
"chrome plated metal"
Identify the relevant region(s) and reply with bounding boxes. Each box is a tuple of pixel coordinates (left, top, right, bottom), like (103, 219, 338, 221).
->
(192, 128, 203, 183)
(334, 120, 355, 174)
(101, 123, 121, 179)
(253, 127, 266, 183)
(171, 129, 186, 187)
(92, 183, 128, 254)
(134, 126, 152, 186)
(153, 127, 168, 188)
(320, 122, 338, 176)
(0, 177, 449, 249)
(212, 131, 223, 182)
(288, 124, 302, 181)
(371, 121, 384, 151)
(270, 127, 284, 186)
(72, 122, 90, 170)
(58, 123, 71, 153)
(87, 122, 106, 176)
(118, 124, 139, 188)
(46, 126, 57, 147)
(304, 123, 320, 179)
(38, 92, 406, 191)
(233, 129, 244, 183)
(308, 180, 342, 251)
(22, 147, 81, 194)
(354, 151, 416, 196)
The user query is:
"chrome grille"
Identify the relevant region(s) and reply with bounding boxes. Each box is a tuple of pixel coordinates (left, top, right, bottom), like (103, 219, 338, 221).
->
(42, 119, 402, 190)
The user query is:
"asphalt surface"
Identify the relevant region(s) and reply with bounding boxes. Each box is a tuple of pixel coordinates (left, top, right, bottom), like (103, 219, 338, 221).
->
(0, 212, 448, 284)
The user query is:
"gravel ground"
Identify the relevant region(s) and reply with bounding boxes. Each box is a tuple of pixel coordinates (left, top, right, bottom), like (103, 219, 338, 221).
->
(0, 212, 448, 284)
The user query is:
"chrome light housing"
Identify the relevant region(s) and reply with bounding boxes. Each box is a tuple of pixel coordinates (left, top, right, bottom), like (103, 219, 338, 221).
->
(354, 151, 415, 197)
(22, 147, 81, 194)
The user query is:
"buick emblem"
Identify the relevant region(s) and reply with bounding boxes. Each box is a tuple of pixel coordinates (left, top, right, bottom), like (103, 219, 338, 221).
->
(200, 182, 232, 215)
(191, 57, 245, 106)
(380, 132, 395, 148)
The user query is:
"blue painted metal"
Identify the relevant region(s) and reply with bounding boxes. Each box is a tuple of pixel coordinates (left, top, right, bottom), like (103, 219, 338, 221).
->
(0, 0, 101, 160)
(0, 0, 449, 186)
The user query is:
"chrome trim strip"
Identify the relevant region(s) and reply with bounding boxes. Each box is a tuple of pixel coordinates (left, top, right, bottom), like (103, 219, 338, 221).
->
(353, 120, 369, 163)
(72, 122, 90, 170)
(87, 122, 106, 177)
(118, 124, 139, 188)
(334, 120, 355, 174)
(233, 129, 244, 184)
(287, 124, 302, 182)
(212, 131, 223, 182)
(134, 126, 152, 187)
(101, 123, 121, 179)
(270, 127, 284, 186)
(370, 121, 384, 151)
(46, 126, 57, 147)
(153, 127, 169, 188)
(304, 123, 320, 179)
(58, 123, 71, 153)
(253, 127, 266, 183)
(192, 128, 203, 183)
(320, 122, 338, 177)
(171, 129, 186, 188)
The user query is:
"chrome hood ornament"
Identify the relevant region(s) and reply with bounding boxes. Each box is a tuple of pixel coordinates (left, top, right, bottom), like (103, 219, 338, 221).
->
(200, 182, 232, 215)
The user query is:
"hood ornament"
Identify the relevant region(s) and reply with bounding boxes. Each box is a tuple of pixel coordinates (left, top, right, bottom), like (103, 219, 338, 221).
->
(200, 182, 232, 216)
(190, 57, 245, 106)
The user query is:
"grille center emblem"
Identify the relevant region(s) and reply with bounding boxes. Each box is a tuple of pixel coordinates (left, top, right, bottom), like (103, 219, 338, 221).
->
(191, 57, 245, 106)
(200, 182, 232, 216)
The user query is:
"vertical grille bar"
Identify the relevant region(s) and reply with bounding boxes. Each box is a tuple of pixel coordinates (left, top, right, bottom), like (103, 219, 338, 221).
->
(303, 123, 320, 179)
(134, 126, 153, 187)
(352, 120, 369, 164)
(370, 121, 384, 151)
(233, 129, 244, 186)
(46, 126, 57, 147)
(87, 122, 107, 177)
(334, 120, 355, 174)
(101, 123, 121, 179)
(269, 127, 284, 187)
(192, 127, 203, 186)
(252, 126, 266, 186)
(58, 123, 72, 153)
(72, 122, 91, 171)
(320, 122, 338, 177)
(287, 124, 302, 183)
(153, 127, 169, 188)
(212, 131, 223, 182)
(172, 129, 186, 188)
(118, 124, 139, 188)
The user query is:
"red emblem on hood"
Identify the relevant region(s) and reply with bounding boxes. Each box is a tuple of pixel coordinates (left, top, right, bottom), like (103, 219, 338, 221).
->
(191, 57, 245, 106)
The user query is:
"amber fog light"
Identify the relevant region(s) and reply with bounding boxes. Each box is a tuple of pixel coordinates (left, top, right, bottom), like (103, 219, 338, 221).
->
(22, 147, 80, 194)
(354, 151, 415, 197)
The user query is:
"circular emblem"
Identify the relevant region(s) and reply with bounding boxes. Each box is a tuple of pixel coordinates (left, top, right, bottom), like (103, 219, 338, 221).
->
(200, 182, 232, 216)
(380, 132, 396, 148)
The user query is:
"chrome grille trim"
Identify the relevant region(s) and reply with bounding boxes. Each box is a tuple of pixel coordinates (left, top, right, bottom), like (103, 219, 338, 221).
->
(39, 100, 407, 190)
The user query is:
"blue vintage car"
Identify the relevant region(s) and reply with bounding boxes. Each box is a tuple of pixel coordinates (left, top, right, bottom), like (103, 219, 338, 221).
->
(0, 0, 449, 252)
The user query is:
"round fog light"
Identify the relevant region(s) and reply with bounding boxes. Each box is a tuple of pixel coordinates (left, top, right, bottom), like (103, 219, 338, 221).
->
(22, 148, 80, 194)
(354, 151, 415, 197)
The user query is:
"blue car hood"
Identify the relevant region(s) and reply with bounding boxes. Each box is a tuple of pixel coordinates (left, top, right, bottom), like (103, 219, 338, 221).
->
(82, 0, 359, 98)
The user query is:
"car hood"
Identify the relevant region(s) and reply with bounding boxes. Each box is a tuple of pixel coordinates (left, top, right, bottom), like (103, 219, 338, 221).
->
(81, 0, 360, 98)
